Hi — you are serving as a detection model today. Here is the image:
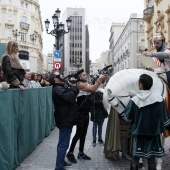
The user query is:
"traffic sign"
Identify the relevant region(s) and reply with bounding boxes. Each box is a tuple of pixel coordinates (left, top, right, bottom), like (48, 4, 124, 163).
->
(54, 50, 62, 58)
(54, 62, 62, 70)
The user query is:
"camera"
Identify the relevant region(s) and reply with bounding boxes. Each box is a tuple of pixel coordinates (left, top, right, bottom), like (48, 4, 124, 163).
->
(90, 65, 112, 84)
(61, 69, 84, 84)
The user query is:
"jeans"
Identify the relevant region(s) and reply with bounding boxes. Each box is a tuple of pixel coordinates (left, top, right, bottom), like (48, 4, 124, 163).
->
(92, 118, 104, 141)
(55, 127, 72, 170)
(68, 113, 89, 153)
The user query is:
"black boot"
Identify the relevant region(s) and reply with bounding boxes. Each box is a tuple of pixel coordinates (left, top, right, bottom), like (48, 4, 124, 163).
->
(148, 168, 156, 170)
(130, 162, 138, 170)
(138, 162, 143, 168)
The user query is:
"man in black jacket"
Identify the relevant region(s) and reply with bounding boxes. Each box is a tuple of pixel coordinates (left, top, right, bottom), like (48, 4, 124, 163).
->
(48, 71, 79, 170)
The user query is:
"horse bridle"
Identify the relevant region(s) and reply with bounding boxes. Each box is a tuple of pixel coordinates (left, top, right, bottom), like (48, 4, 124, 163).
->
(108, 95, 131, 109)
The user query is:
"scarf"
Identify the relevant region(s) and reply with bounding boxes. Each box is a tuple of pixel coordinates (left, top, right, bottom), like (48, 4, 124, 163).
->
(7, 54, 23, 69)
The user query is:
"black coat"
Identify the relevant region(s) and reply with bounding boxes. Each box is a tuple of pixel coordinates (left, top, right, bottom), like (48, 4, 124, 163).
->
(52, 83, 79, 129)
(2, 56, 25, 87)
(90, 91, 108, 122)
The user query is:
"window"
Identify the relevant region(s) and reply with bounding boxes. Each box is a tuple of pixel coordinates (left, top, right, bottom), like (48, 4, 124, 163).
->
(8, 10, 12, 20)
(25, 3, 28, 9)
(7, 29, 12, 38)
(9, 0, 12, 3)
(22, 16, 27, 23)
(20, 32, 27, 42)
(19, 51, 29, 60)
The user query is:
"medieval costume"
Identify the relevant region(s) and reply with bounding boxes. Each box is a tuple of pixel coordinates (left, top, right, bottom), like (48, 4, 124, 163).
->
(124, 89, 170, 169)
(104, 107, 131, 160)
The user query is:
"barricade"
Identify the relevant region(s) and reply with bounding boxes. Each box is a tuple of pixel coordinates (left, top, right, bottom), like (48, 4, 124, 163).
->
(0, 87, 55, 170)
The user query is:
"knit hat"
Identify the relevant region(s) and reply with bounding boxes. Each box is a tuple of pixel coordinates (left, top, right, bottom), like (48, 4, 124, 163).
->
(153, 32, 165, 42)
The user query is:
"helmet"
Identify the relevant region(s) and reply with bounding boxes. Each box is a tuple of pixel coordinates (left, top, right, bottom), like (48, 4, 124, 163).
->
(153, 32, 165, 42)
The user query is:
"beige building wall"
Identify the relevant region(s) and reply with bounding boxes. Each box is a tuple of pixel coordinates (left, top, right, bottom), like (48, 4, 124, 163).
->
(143, 0, 170, 50)
(0, 0, 43, 73)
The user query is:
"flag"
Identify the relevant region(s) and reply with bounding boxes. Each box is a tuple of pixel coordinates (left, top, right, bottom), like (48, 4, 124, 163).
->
(155, 58, 162, 67)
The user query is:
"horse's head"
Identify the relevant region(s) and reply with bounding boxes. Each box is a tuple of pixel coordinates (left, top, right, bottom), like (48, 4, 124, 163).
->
(102, 68, 165, 114)
(103, 87, 132, 114)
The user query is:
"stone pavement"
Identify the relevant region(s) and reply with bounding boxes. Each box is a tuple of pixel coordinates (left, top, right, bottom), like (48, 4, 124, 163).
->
(16, 119, 170, 170)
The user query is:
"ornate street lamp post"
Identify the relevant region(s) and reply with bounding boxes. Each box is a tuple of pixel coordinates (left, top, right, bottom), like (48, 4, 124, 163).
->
(12, 29, 20, 40)
(44, 8, 71, 50)
(30, 33, 37, 44)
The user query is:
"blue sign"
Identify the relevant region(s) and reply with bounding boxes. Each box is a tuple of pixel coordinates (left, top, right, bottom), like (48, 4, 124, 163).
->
(54, 50, 62, 58)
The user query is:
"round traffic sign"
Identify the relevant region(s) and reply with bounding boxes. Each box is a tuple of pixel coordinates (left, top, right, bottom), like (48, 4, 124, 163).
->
(54, 50, 62, 58)
(54, 62, 62, 70)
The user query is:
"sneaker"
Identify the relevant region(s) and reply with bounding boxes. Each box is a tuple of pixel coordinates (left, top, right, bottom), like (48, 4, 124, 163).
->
(98, 139, 104, 145)
(77, 153, 91, 160)
(63, 161, 73, 168)
(66, 153, 77, 163)
(92, 140, 96, 146)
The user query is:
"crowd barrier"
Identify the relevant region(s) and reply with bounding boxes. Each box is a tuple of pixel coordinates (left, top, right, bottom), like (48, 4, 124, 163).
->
(0, 87, 55, 170)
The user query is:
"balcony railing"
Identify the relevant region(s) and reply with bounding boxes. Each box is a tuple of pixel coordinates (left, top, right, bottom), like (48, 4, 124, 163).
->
(143, 6, 154, 22)
(20, 22, 30, 29)
(143, 6, 154, 16)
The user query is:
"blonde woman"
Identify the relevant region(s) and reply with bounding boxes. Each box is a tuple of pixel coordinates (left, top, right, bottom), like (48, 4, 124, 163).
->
(1, 41, 25, 90)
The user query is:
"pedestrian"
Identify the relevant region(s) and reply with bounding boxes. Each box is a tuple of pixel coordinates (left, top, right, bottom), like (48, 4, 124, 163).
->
(1, 41, 25, 90)
(90, 89, 108, 146)
(29, 72, 41, 88)
(124, 74, 170, 170)
(66, 71, 107, 163)
(48, 71, 79, 170)
(23, 71, 31, 88)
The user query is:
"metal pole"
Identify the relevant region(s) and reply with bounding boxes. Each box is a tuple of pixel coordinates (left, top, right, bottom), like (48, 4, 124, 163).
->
(56, 36, 59, 50)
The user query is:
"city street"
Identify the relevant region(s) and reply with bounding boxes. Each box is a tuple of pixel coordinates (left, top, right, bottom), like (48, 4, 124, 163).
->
(16, 119, 170, 170)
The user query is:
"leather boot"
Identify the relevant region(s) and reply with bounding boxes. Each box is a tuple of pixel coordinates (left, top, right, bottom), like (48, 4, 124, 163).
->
(121, 137, 132, 160)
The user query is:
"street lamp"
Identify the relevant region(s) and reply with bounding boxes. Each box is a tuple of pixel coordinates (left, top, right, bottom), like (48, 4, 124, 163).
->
(44, 8, 71, 50)
(30, 33, 37, 44)
(13, 29, 20, 40)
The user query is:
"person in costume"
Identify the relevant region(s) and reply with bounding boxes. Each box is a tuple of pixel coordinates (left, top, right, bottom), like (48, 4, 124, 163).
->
(143, 32, 170, 86)
(124, 74, 170, 170)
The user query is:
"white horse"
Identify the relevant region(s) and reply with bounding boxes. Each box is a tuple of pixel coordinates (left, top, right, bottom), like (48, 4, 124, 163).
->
(102, 69, 168, 170)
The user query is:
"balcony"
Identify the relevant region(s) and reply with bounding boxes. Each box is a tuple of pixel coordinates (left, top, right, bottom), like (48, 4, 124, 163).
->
(143, 6, 154, 22)
(20, 22, 30, 30)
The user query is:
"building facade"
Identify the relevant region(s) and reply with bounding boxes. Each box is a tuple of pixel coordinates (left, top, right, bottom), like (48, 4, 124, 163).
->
(62, 8, 90, 75)
(110, 13, 145, 74)
(143, 0, 170, 50)
(0, 0, 43, 72)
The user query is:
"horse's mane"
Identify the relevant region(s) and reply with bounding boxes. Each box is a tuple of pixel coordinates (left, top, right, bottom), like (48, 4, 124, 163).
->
(106, 69, 164, 97)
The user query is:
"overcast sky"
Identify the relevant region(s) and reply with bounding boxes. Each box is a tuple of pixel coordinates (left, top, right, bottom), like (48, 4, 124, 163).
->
(39, 0, 144, 62)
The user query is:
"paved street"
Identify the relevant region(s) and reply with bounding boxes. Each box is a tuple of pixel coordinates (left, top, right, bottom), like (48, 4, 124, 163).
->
(16, 119, 170, 170)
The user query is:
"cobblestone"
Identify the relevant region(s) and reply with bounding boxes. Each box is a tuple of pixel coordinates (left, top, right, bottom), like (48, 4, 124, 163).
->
(16, 120, 170, 170)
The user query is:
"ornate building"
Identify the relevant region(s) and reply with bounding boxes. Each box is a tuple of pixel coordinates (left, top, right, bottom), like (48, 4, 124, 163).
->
(0, 0, 43, 72)
(143, 0, 170, 50)
(109, 14, 145, 74)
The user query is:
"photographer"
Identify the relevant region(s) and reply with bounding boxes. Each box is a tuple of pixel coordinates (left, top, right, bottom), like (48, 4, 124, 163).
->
(48, 71, 79, 170)
(67, 71, 107, 163)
